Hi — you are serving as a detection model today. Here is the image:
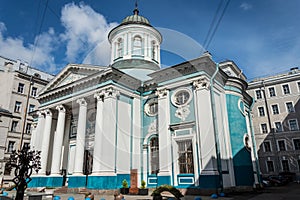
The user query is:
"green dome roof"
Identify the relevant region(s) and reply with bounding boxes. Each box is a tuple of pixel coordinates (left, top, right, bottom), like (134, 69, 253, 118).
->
(120, 8, 151, 26)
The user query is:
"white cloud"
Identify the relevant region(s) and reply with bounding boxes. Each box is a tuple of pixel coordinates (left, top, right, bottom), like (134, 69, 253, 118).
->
(240, 3, 253, 11)
(60, 2, 117, 65)
(0, 23, 58, 73)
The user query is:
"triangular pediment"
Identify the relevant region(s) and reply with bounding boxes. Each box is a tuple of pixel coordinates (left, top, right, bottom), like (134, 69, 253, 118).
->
(39, 64, 107, 95)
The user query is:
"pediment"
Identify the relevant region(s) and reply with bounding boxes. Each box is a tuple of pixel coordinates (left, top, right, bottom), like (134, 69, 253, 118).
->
(39, 64, 107, 95)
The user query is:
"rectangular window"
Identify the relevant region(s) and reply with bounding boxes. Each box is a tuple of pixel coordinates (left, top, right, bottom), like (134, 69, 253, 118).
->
(282, 160, 290, 172)
(178, 140, 194, 174)
(261, 123, 268, 133)
(31, 87, 38, 97)
(282, 84, 290, 94)
(7, 141, 15, 153)
(263, 141, 271, 152)
(289, 119, 299, 131)
(29, 104, 35, 113)
(17, 83, 25, 93)
(258, 106, 265, 116)
(150, 137, 159, 174)
(23, 142, 30, 149)
(271, 104, 279, 115)
(277, 140, 286, 151)
(255, 90, 262, 99)
(25, 123, 31, 134)
(286, 102, 295, 113)
(14, 101, 22, 112)
(269, 87, 276, 97)
(293, 139, 300, 150)
(275, 122, 283, 132)
(11, 121, 18, 132)
(267, 161, 274, 172)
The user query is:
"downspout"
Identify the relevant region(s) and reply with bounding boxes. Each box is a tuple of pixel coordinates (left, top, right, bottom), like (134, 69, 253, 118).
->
(210, 63, 223, 192)
(249, 98, 262, 186)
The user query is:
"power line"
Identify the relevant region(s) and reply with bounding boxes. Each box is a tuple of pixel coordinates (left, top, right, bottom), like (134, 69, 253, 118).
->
(203, 0, 223, 48)
(204, 0, 231, 50)
(30, 0, 49, 67)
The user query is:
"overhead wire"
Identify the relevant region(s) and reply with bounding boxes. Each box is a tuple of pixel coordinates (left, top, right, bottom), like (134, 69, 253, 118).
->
(203, 0, 231, 50)
(30, 0, 49, 67)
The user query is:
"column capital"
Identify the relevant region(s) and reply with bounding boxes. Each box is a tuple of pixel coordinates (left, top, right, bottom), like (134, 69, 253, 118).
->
(77, 98, 87, 107)
(56, 105, 66, 113)
(193, 77, 210, 90)
(155, 88, 168, 98)
(45, 109, 52, 116)
(37, 110, 45, 117)
(104, 87, 120, 98)
(94, 91, 105, 101)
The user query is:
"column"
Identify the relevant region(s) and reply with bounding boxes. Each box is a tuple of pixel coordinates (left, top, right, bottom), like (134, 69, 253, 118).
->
(51, 105, 66, 175)
(30, 123, 37, 149)
(73, 98, 87, 175)
(33, 111, 45, 151)
(92, 91, 104, 174)
(99, 87, 119, 174)
(156, 88, 172, 183)
(40, 109, 52, 175)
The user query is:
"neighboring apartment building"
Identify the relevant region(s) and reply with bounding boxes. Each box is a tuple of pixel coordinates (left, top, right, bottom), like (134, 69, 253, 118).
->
(247, 67, 300, 177)
(0, 55, 54, 178)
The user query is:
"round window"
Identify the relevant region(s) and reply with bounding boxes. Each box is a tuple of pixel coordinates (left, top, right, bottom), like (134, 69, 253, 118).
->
(145, 99, 158, 116)
(171, 88, 192, 107)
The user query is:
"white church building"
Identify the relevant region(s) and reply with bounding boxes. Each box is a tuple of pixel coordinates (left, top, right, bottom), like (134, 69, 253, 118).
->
(29, 7, 260, 190)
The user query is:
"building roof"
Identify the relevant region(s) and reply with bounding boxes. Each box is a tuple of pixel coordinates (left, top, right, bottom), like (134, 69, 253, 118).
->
(120, 7, 151, 27)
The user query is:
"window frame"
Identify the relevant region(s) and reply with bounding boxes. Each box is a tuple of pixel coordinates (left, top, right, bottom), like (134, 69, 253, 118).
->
(271, 104, 280, 115)
(277, 139, 286, 151)
(11, 120, 18, 132)
(31, 86, 38, 97)
(258, 106, 265, 117)
(263, 141, 272, 152)
(149, 136, 159, 174)
(268, 87, 276, 97)
(282, 84, 290, 95)
(293, 138, 300, 150)
(132, 35, 143, 56)
(17, 83, 25, 94)
(261, 123, 268, 133)
(266, 160, 275, 172)
(286, 102, 295, 113)
(7, 141, 15, 153)
(281, 160, 290, 172)
(288, 119, 299, 131)
(14, 101, 22, 113)
(274, 121, 283, 132)
(177, 139, 194, 174)
(255, 90, 262, 99)
(25, 123, 32, 134)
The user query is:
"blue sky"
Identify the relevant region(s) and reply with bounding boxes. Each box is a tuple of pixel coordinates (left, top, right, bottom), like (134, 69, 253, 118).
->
(0, 0, 299, 80)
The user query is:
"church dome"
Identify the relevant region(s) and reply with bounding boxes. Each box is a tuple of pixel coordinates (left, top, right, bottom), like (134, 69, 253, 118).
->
(120, 8, 151, 26)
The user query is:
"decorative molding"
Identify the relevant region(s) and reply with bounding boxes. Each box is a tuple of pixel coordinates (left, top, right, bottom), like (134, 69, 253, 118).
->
(148, 119, 158, 133)
(155, 88, 168, 98)
(94, 91, 105, 101)
(171, 87, 192, 107)
(104, 87, 120, 98)
(175, 105, 190, 121)
(193, 77, 210, 90)
(45, 109, 52, 116)
(76, 98, 87, 107)
(56, 105, 66, 113)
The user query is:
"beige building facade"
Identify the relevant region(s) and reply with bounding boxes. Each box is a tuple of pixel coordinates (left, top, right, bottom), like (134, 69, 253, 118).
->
(0, 55, 54, 180)
(247, 67, 300, 177)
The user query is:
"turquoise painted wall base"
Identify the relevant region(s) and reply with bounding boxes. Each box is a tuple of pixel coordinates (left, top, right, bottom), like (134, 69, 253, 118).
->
(28, 176, 48, 187)
(68, 176, 87, 188)
(87, 174, 130, 189)
(157, 175, 171, 186)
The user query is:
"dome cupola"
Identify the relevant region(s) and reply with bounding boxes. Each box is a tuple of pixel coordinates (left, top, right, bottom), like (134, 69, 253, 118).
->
(108, 5, 162, 81)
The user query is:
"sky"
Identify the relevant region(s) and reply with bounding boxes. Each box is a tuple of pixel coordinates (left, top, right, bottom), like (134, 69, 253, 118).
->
(0, 0, 300, 80)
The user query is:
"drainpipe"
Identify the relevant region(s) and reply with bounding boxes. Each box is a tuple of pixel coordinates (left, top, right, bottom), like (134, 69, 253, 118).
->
(249, 98, 262, 186)
(210, 63, 223, 192)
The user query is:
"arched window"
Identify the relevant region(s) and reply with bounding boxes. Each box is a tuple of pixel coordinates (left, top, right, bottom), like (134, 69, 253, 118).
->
(151, 41, 156, 60)
(133, 36, 142, 56)
(117, 38, 123, 58)
(150, 136, 159, 174)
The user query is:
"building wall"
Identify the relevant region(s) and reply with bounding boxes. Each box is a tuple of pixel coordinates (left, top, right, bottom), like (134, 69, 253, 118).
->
(248, 68, 300, 177)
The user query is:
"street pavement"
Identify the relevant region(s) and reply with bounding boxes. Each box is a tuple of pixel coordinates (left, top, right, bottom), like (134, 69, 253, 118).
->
(3, 183, 300, 200)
